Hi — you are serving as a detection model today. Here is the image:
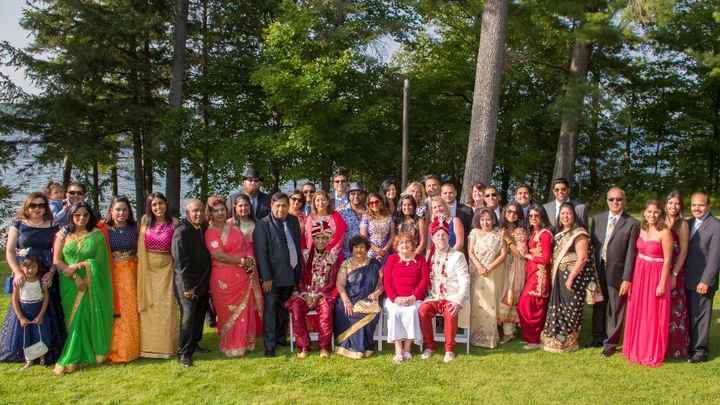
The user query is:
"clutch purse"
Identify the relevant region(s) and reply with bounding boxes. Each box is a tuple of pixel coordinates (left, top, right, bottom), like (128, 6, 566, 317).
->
(352, 299, 380, 314)
(23, 324, 48, 361)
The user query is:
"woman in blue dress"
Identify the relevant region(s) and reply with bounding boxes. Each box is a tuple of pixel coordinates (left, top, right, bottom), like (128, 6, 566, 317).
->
(0, 192, 64, 363)
(334, 235, 384, 359)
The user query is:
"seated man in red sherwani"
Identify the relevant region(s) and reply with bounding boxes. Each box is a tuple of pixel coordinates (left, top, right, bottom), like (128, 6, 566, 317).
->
(286, 221, 343, 358)
(419, 220, 470, 363)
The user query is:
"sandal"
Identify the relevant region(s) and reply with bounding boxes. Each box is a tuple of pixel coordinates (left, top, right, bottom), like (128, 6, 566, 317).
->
(392, 354, 404, 364)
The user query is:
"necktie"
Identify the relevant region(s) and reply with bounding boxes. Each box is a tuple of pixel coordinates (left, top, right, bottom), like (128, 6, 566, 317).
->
(602, 216, 617, 262)
(284, 221, 299, 269)
(691, 220, 702, 238)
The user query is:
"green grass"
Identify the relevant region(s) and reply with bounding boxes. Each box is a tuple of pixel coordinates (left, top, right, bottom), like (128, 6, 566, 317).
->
(1, 261, 720, 404)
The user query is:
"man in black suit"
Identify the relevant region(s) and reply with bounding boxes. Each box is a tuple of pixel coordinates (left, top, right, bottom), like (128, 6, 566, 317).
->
(253, 192, 302, 356)
(514, 184, 533, 228)
(685, 192, 720, 363)
(589, 187, 639, 356)
(172, 199, 212, 367)
(227, 166, 271, 219)
(544, 177, 587, 230)
(440, 182, 473, 239)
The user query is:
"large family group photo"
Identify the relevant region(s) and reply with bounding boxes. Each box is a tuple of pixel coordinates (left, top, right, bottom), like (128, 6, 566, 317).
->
(2, 170, 717, 377)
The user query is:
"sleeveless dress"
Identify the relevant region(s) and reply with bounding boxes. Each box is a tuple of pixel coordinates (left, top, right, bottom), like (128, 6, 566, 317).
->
(0, 221, 64, 363)
(667, 231, 689, 359)
(56, 229, 113, 369)
(107, 224, 140, 363)
(623, 238, 671, 367)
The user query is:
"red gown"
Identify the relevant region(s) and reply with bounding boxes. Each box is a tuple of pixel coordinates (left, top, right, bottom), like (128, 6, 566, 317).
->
(517, 228, 552, 344)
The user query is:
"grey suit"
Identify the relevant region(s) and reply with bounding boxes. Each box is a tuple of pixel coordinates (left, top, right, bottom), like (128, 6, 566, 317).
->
(685, 213, 720, 358)
(544, 199, 588, 231)
(589, 211, 640, 349)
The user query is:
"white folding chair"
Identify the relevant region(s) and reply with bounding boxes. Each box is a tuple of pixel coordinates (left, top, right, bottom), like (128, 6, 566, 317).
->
(289, 309, 334, 352)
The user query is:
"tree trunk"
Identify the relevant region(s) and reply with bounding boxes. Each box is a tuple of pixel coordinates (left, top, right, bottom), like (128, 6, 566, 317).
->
(199, 0, 210, 203)
(91, 159, 100, 211)
(62, 153, 72, 188)
(111, 164, 119, 197)
(460, 0, 509, 202)
(164, 0, 189, 217)
(550, 38, 592, 199)
(588, 68, 600, 198)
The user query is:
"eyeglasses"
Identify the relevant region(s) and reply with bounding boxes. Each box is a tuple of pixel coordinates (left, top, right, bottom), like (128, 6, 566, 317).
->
(485, 193, 497, 198)
(72, 213, 90, 218)
(28, 203, 47, 209)
(68, 191, 84, 196)
(607, 198, 624, 202)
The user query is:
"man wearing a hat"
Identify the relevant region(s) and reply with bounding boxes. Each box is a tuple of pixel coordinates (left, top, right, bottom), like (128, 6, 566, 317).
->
(285, 220, 343, 358)
(338, 182, 367, 259)
(227, 167, 271, 220)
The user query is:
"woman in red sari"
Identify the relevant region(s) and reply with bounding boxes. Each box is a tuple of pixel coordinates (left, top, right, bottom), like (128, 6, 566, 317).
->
(517, 204, 553, 349)
(206, 196, 263, 357)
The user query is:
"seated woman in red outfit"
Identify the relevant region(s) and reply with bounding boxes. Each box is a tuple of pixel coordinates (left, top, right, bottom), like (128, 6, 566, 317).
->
(286, 221, 343, 359)
(517, 204, 553, 350)
(383, 233, 430, 364)
(623, 200, 673, 367)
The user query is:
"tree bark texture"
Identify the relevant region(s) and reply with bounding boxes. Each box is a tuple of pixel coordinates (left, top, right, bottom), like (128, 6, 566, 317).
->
(461, 0, 509, 202)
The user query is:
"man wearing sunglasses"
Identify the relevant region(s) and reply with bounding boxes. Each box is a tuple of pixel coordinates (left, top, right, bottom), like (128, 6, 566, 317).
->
(588, 187, 639, 356)
(331, 171, 350, 211)
(301, 182, 316, 217)
(482, 185, 502, 221)
(53, 181, 93, 227)
(227, 166, 271, 220)
(543, 178, 587, 231)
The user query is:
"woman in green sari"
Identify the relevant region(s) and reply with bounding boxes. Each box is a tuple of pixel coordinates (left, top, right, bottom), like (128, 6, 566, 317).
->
(52, 202, 113, 375)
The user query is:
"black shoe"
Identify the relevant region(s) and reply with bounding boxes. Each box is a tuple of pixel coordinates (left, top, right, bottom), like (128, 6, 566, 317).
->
(688, 354, 707, 363)
(179, 356, 193, 367)
(264, 350, 276, 357)
(195, 345, 211, 354)
(584, 339, 604, 348)
(601, 347, 616, 357)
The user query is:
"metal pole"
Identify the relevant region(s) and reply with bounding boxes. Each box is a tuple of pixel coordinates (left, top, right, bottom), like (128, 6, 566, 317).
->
(401, 78, 410, 190)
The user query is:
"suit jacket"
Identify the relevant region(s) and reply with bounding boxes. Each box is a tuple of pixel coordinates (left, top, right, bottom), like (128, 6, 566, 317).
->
(253, 214, 302, 287)
(171, 219, 212, 295)
(226, 190, 271, 220)
(544, 199, 588, 231)
(685, 214, 720, 292)
(590, 211, 639, 289)
(455, 202, 474, 239)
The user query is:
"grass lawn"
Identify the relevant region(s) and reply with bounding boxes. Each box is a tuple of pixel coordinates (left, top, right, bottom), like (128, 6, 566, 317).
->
(1, 261, 720, 404)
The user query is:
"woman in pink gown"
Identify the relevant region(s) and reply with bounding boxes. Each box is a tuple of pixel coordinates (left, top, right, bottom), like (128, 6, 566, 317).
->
(623, 200, 673, 367)
(206, 196, 263, 357)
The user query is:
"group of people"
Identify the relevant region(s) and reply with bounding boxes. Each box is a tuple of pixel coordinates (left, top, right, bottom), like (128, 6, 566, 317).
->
(0, 168, 717, 373)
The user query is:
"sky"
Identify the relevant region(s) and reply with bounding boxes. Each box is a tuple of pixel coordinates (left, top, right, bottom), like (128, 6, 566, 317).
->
(0, 0, 34, 93)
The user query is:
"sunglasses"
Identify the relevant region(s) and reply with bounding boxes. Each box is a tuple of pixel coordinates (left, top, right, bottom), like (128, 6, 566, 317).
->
(485, 193, 497, 197)
(68, 191, 84, 196)
(368, 200, 380, 206)
(553, 188, 568, 193)
(28, 203, 47, 209)
(607, 198, 624, 202)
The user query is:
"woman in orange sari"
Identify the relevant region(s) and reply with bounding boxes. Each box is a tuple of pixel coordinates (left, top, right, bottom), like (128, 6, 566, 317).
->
(104, 196, 140, 363)
(206, 196, 263, 357)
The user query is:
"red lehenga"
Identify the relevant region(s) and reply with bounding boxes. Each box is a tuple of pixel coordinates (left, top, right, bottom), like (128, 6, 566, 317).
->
(206, 223, 263, 357)
(517, 228, 552, 344)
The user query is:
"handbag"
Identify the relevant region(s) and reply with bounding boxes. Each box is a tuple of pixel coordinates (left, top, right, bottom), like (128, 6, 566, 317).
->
(352, 299, 381, 314)
(23, 324, 48, 361)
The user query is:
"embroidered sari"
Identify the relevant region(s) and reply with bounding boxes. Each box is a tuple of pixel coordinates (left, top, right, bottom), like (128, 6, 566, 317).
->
(56, 229, 113, 369)
(468, 229, 506, 348)
(541, 227, 594, 353)
(333, 259, 382, 358)
(207, 223, 263, 357)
